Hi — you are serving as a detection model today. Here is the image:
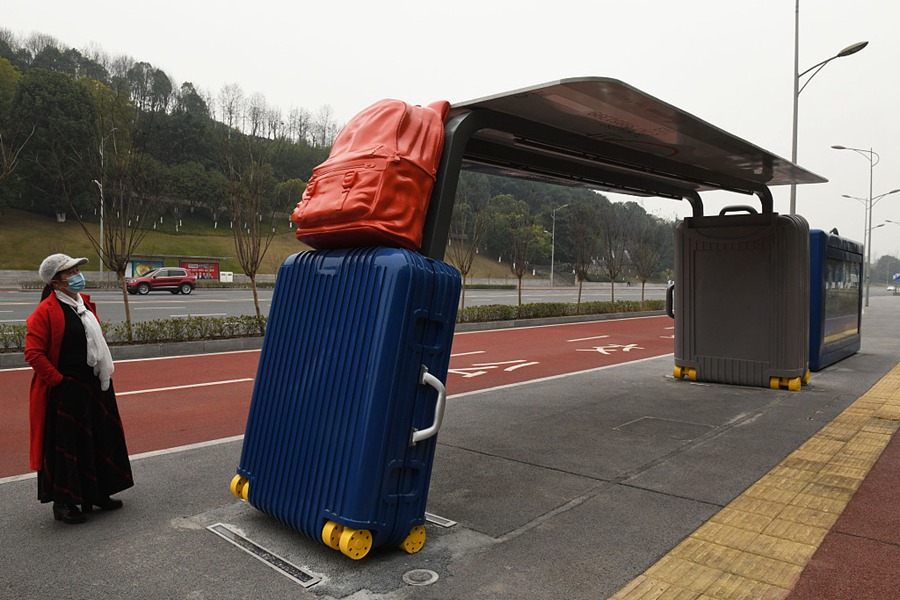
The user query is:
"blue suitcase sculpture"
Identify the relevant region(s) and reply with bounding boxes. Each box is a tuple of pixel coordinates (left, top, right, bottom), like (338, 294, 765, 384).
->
(230, 248, 460, 559)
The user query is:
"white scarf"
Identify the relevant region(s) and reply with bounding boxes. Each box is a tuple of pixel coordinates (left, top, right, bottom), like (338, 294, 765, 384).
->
(55, 290, 115, 391)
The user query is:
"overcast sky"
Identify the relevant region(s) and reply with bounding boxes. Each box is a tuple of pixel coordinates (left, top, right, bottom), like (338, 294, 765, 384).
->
(6, 0, 900, 261)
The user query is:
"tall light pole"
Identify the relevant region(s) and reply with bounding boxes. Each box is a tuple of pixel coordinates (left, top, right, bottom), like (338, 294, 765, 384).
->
(92, 179, 104, 279)
(842, 189, 900, 256)
(831, 146, 896, 307)
(840, 193, 869, 249)
(549, 204, 569, 288)
(789, 0, 867, 214)
(92, 128, 117, 283)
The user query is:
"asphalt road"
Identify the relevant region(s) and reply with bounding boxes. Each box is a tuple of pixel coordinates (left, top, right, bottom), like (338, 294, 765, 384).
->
(0, 315, 675, 478)
(0, 283, 672, 325)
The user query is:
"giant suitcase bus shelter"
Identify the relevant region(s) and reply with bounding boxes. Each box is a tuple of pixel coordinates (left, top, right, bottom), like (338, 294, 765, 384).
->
(231, 78, 836, 562)
(421, 77, 831, 390)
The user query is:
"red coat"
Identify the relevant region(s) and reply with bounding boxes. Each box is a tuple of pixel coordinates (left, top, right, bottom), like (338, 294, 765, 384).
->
(24, 292, 99, 471)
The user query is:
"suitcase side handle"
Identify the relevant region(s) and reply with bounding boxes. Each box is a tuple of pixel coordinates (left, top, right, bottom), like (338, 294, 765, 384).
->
(410, 366, 446, 446)
(666, 283, 675, 318)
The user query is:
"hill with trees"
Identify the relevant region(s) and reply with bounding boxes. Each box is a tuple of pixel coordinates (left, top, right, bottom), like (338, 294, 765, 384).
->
(0, 28, 681, 324)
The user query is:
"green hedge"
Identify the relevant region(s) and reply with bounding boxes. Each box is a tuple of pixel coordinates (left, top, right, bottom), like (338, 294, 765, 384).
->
(0, 324, 26, 351)
(18, 280, 277, 291)
(103, 315, 266, 344)
(1, 300, 664, 353)
(0, 315, 266, 353)
(458, 299, 664, 323)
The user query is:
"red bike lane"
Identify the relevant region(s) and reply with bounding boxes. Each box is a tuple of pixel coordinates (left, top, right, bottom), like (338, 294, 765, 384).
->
(447, 315, 673, 394)
(0, 316, 674, 478)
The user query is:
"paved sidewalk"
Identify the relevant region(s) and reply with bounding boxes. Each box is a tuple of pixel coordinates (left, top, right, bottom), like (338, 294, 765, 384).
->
(610, 363, 900, 599)
(1, 296, 898, 599)
(787, 406, 900, 599)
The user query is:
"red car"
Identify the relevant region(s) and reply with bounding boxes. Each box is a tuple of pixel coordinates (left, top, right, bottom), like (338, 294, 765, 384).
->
(125, 267, 196, 295)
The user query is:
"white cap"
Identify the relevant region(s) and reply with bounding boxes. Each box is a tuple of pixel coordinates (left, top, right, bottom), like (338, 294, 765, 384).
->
(39, 253, 89, 285)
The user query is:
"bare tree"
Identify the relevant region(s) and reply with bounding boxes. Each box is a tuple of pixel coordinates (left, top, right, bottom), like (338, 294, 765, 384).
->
(563, 201, 601, 304)
(446, 174, 491, 313)
(596, 202, 633, 302)
(0, 127, 33, 185)
(72, 80, 164, 341)
(310, 104, 339, 148)
(286, 106, 312, 143)
(629, 216, 669, 308)
(217, 87, 283, 331)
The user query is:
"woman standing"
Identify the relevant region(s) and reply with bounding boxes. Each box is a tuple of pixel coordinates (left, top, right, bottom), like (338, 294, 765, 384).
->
(25, 254, 133, 525)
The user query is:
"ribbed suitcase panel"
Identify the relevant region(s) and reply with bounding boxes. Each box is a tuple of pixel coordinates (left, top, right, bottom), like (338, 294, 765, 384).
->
(674, 213, 809, 387)
(238, 248, 460, 548)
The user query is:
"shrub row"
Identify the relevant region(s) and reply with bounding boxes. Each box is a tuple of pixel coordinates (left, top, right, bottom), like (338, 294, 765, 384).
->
(0, 300, 663, 353)
(0, 315, 266, 352)
(18, 280, 277, 291)
(458, 299, 665, 323)
(0, 324, 26, 351)
(103, 315, 267, 344)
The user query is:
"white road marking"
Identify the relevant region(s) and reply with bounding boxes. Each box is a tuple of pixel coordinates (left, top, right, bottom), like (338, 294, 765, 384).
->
(117, 378, 253, 396)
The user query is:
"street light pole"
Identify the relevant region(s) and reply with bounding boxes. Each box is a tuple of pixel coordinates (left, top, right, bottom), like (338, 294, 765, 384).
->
(840, 194, 869, 249)
(832, 145, 886, 307)
(92, 179, 103, 279)
(842, 189, 900, 258)
(550, 204, 569, 288)
(789, 1, 867, 215)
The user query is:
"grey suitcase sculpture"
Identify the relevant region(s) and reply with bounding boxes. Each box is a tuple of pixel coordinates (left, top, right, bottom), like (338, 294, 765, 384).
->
(670, 205, 810, 391)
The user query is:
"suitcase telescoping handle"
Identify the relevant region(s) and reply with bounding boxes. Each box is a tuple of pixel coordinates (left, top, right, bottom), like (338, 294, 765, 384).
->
(410, 365, 447, 446)
(719, 205, 759, 216)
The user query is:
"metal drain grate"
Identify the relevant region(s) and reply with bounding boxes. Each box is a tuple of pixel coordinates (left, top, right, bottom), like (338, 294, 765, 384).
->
(425, 512, 457, 528)
(208, 523, 321, 587)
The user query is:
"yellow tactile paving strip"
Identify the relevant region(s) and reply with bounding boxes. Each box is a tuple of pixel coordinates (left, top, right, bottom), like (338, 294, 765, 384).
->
(609, 363, 900, 600)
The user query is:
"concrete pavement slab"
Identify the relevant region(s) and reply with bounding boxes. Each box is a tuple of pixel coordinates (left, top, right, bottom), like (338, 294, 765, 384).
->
(2, 296, 899, 599)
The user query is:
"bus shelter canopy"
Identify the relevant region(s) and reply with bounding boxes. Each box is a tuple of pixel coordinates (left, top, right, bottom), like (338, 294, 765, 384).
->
(420, 77, 826, 259)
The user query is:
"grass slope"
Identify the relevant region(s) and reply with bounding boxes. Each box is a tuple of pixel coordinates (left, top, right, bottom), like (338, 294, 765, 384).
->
(0, 208, 529, 279)
(0, 208, 308, 273)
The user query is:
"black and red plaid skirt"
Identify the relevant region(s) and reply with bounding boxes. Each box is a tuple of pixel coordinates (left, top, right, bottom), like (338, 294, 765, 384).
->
(38, 368, 134, 505)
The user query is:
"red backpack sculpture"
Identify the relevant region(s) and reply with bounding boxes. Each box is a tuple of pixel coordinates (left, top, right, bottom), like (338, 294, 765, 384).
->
(292, 99, 451, 251)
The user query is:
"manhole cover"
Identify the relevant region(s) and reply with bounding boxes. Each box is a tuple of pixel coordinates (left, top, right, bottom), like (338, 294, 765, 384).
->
(403, 569, 439, 586)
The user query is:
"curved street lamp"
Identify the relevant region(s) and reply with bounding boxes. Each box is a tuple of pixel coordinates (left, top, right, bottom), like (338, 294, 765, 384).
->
(832, 146, 899, 306)
(789, 0, 868, 215)
(841, 188, 900, 256)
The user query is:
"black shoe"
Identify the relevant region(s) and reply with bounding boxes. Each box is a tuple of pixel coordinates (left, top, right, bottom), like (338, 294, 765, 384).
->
(53, 502, 86, 525)
(82, 497, 123, 513)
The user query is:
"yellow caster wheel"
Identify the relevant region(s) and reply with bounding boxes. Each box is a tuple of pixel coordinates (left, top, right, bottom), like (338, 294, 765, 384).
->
(674, 365, 684, 379)
(802, 369, 811, 385)
(687, 368, 697, 381)
(230, 475, 248, 500)
(787, 377, 801, 392)
(399, 525, 426, 554)
(770, 377, 781, 390)
(339, 527, 373, 560)
(322, 521, 344, 550)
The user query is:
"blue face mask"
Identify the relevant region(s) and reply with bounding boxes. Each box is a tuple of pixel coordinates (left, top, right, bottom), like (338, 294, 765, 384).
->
(65, 273, 86, 293)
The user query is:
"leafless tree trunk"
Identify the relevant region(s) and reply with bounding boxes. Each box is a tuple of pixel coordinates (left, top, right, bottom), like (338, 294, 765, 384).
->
(596, 204, 633, 302)
(0, 128, 34, 184)
(217, 86, 282, 333)
(446, 198, 489, 315)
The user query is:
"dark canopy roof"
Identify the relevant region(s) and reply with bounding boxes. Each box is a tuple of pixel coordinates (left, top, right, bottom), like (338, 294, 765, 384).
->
(421, 77, 826, 258)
